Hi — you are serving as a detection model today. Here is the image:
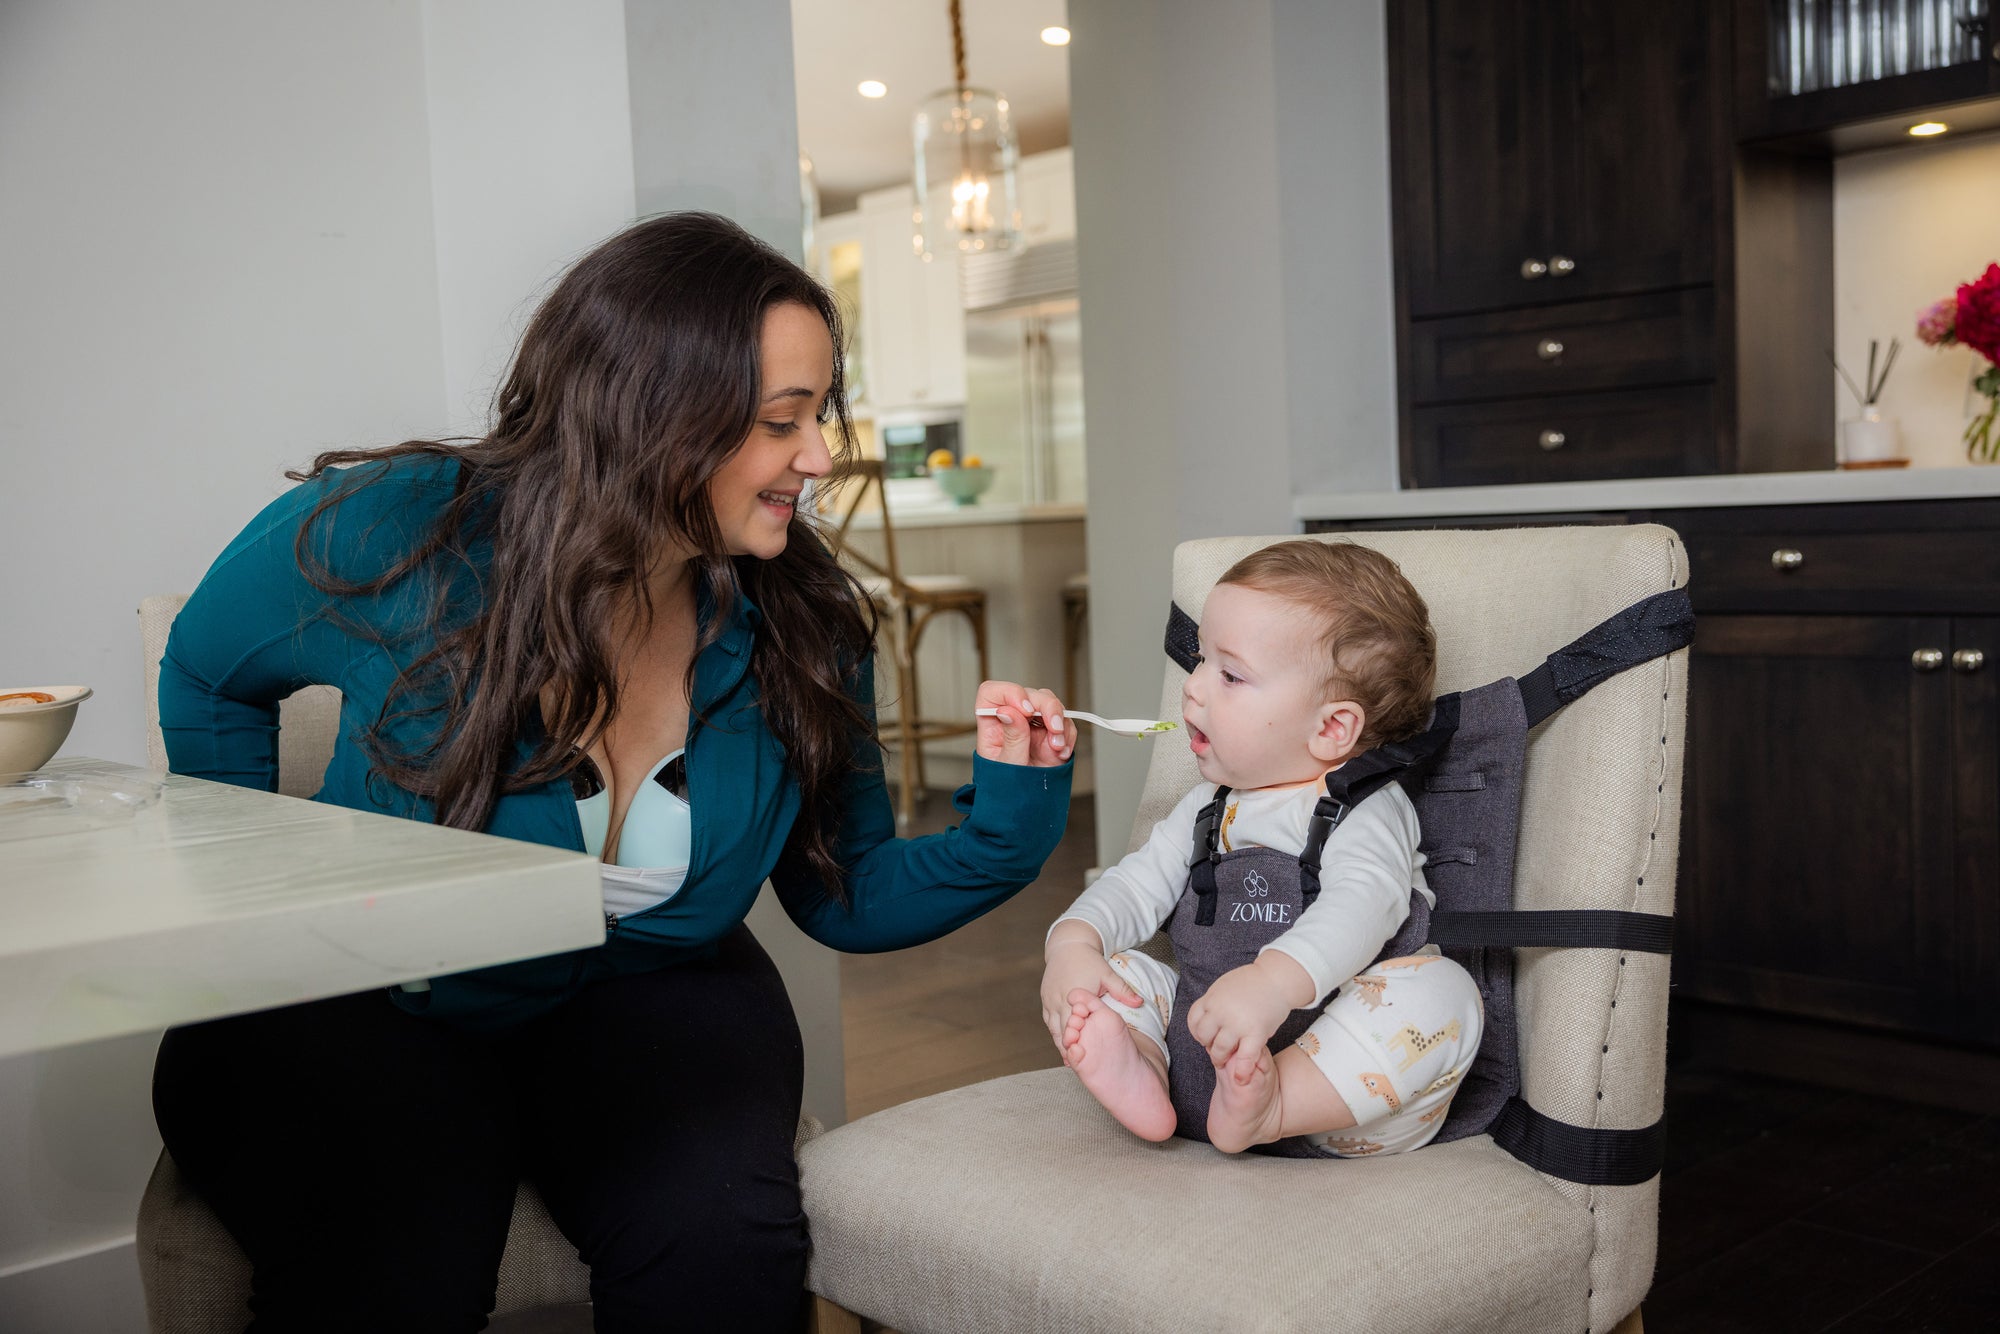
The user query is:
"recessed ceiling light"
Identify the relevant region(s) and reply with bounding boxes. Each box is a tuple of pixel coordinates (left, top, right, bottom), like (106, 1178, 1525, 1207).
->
(1040, 26, 1071, 46)
(858, 80, 888, 99)
(1909, 121, 1949, 136)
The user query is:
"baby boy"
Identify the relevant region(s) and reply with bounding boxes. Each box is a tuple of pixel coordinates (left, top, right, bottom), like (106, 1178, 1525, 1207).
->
(1040, 540, 1484, 1156)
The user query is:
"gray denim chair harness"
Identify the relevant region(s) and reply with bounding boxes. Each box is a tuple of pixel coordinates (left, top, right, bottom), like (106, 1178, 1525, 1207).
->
(1164, 586, 1694, 1183)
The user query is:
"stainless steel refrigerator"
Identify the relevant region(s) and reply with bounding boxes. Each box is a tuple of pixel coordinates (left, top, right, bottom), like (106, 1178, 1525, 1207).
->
(960, 241, 1087, 509)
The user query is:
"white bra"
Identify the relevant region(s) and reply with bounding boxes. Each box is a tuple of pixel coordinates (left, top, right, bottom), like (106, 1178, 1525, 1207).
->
(571, 748, 692, 919)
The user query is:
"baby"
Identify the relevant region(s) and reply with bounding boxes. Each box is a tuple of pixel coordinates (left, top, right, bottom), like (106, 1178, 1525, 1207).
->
(1041, 540, 1484, 1157)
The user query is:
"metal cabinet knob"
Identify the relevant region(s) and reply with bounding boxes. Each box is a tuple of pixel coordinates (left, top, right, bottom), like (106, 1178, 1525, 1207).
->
(1537, 338, 1565, 361)
(1538, 429, 1566, 451)
(1521, 258, 1548, 279)
(1549, 255, 1576, 276)
(1770, 548, 1805, 571)
(1913, 648, 1946, 672)
(1954, 648, 1986, 673)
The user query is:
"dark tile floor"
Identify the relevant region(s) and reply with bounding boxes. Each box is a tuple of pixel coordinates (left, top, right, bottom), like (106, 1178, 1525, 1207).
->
(1649, 1052, 2000, 1333)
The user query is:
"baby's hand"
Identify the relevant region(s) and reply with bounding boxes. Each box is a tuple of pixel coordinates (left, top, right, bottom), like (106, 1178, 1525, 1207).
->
(1186, 959, 1305, 1067)
(1040, 928, 1141, 1052)
(975, 681, 1072, 767)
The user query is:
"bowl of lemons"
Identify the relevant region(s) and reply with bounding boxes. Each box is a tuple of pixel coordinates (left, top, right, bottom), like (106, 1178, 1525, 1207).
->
(927, 450, 995, 506)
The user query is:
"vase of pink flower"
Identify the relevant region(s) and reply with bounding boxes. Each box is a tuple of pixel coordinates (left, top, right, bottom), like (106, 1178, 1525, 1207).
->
(1917, 263, 2000, 463)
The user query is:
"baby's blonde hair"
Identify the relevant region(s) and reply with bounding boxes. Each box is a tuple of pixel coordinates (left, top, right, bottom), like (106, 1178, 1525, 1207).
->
(1216, 539, 1437, 750)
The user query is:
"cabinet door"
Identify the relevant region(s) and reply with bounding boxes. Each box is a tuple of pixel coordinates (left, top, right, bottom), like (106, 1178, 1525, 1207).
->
(858, 192, 925, 410)
(1544, 0, 1718, 300)
(1953, 618, 2000, 1040)
(1390, 0, 1555, 317)
(1680, 615, 1957, 1035)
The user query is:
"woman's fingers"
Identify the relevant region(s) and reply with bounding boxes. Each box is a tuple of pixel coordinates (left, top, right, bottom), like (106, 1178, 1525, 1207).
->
(974, 680, 1070, 765)
(974, 680, 1034, 764)
(1017, 685, 1070, 765)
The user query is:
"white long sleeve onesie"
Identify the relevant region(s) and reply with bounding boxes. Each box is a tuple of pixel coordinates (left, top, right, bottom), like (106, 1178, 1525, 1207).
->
(1056, 778, 1432, 1006)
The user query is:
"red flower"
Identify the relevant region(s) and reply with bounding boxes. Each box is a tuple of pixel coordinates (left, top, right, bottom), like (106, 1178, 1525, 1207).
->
(1957, 263, 2000, 364)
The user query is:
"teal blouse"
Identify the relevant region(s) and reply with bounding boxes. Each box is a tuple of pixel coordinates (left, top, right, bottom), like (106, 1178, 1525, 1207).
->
(158, 457, 1072, 1026)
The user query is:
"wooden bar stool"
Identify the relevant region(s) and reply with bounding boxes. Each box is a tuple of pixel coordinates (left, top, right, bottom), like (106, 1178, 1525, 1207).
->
(824, 460, 991, 825)
(1060, 571, 1089, 706)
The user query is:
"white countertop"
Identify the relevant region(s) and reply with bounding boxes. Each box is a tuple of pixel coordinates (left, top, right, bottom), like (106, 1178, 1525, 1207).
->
(0, 759, 604, 1057)
(1294, 465, 2000, 523)
(823, 500, 1088, 531)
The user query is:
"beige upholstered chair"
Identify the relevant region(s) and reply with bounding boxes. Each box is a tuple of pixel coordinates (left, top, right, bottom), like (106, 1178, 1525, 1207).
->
(823, 460, 992, 825)
(133, 595, 594, 1333)
(800, 525, 1687, 1334)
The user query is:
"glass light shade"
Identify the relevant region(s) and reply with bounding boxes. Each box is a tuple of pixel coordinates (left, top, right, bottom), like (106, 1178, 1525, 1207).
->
(912, 86, 1020, 259)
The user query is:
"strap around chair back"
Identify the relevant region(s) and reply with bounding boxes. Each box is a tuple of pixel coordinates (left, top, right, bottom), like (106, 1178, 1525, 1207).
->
(1165, 586, 1693, 1186)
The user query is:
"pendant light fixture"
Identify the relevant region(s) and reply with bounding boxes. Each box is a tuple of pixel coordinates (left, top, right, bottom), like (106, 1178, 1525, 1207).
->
(911, 0, 1020, 259)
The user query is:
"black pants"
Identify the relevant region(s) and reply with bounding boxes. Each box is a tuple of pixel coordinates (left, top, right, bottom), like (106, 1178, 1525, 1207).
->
(153, 927, 808, 1334)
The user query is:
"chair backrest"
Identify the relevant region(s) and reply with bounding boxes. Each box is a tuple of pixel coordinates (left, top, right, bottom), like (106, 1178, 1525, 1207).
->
(822, 459, 909, 596)
(138, 594, 342, 799)
(1135, 526, 1688, 1326)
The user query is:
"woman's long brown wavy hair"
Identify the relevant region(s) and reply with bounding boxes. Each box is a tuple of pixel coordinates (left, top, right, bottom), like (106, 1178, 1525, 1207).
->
(287, 212, 878, 895)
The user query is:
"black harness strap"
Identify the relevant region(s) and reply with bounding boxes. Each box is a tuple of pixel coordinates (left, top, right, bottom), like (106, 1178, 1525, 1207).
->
(1165, 601, 1201, 674)
(1427, 909, 1674, 954)
(1489, 1097, 1666, 1187)
(1517, 587, 1694, 728)
(1188, 786, 1230, 925)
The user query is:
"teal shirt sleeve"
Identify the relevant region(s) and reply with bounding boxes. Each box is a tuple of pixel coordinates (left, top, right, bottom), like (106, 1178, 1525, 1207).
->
(158, 462, 454, 797)
(157, 480, 350, 790)
(770, 659, 1073, 953)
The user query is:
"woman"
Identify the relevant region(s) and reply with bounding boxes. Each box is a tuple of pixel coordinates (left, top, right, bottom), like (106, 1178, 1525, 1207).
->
(152, 212, 1074, 1333)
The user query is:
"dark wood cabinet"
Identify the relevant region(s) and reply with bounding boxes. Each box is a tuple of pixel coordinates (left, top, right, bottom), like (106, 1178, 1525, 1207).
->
(1392, 0, 1554, 318)
(1680, 613, 1958, 1036)
(1387, 0, 1830, 487)
(1545, 0, 1720, 302)
(1308, 497, 2000, 1079)
(1663, 502, 2000, 1051)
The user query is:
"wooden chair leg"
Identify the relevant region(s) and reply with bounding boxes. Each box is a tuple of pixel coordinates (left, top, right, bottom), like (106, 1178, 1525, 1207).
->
(887, 605, 918, 827)
(904, 605, 942, 799)
(808, 1293, 864, 1334)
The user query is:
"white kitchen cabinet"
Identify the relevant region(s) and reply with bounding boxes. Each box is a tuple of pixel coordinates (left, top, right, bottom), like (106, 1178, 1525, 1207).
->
(857, 185, 965, 412)
(1017, 147, 1075, 244)
(842, 148, 1074, 417)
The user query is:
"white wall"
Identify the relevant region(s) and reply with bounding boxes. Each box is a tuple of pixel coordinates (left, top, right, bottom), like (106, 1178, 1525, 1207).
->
(0, 1, 836, 1325)
(1833, 129, 2000, 468)
(423, 1, 638, 433)
(1069, 0, 1398, 865)
(619, 0, 850, 1132)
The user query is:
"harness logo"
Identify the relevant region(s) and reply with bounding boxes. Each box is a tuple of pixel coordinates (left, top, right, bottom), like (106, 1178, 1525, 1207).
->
(1229, 900, 1291, 924)
(1244, 868, 1270, 898)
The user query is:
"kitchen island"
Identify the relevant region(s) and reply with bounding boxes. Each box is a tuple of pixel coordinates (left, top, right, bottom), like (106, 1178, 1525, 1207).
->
(825, 491, 1090, 796)
(1301, 465, 2000, 1111)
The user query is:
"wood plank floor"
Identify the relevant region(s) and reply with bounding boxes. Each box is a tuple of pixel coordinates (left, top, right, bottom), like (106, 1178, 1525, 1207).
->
(841, 793, 1098, 1119)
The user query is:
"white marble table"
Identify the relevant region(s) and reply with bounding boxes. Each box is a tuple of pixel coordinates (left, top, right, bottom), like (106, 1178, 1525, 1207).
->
(0, 758, 604, 1058)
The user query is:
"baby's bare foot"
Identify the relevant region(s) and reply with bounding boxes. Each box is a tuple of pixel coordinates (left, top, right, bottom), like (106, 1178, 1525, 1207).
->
(1063, 991, 1175, 1142)
(1207, 1046, 1287, 1153)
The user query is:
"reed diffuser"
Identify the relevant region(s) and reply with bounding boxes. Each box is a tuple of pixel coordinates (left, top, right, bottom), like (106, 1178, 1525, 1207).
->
(1829, 338, 1905, 469)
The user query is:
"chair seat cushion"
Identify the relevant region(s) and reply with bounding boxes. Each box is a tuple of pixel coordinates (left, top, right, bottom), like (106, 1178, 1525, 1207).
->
(857, 573, 985, 604)
(801, 1069, 1593, 1334)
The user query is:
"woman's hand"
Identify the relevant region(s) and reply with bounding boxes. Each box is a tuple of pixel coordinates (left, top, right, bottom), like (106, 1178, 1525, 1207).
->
(974, 681, 1072, 767)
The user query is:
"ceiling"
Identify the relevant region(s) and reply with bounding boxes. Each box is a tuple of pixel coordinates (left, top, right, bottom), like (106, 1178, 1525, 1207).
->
(791, 0, 1073, 213)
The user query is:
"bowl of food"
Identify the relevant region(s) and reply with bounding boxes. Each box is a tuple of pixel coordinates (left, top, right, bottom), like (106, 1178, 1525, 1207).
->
(0, 686, 93, 775)
(929, 452, 995, 506)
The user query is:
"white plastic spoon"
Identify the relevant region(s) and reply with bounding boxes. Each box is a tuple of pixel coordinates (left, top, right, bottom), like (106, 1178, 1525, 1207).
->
(974, 708, 1180, 739)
